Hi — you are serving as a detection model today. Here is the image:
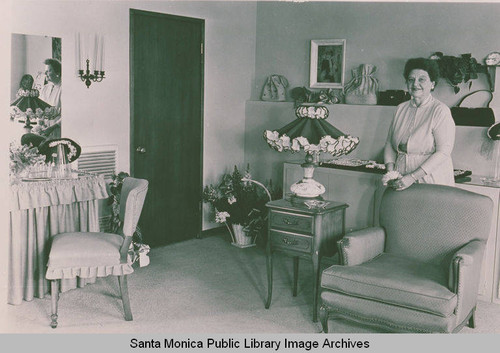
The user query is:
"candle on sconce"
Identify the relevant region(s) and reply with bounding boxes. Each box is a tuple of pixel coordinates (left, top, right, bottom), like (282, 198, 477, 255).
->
(76, 32, 81, 71)
(101, 36, 105, 72)
(93, 34, 98, 72)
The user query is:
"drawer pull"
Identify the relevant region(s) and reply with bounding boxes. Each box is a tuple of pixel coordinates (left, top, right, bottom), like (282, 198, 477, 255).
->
(282, 237, 299, 246)
(282, 218, 299, 226)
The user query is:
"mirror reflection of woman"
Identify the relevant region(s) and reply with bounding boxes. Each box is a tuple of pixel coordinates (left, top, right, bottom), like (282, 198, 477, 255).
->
(38, 58, 61, 138)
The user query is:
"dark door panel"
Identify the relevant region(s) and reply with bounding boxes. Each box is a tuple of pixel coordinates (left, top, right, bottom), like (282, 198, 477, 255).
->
(130, 9, 204, 247)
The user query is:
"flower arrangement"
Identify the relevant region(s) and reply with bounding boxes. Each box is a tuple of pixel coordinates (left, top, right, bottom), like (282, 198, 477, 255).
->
(203, 165, 278, 241)
(108, 172, 150, 267)
(9, 141, 46, 179)
(381, 170, 402, 186)
(10, 106, 60, 131)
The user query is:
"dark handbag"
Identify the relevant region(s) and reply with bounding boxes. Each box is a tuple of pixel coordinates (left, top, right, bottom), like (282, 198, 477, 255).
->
(450, 90, 495, 127)
(378, 90, 410, 106)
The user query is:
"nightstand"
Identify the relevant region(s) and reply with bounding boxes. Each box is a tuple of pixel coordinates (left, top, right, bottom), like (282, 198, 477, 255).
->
(265, 198, 348, 322)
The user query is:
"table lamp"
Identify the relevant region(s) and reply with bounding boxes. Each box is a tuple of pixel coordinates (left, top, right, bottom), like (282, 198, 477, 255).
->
(264, 105, 359, 200)
(10, 88, 52, 132)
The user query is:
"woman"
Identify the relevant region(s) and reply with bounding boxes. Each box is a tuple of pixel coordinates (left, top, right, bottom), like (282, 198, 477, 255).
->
(384, 58, 455, 190)
(39, 58, 61, 138)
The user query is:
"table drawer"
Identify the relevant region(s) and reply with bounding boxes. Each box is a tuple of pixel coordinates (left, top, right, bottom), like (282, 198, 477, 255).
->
(270, 210, 313, 234)
(270, 230, 312, 254)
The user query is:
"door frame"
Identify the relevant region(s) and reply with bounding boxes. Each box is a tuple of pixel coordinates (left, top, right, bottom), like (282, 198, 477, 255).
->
(129, 8, 205, 238)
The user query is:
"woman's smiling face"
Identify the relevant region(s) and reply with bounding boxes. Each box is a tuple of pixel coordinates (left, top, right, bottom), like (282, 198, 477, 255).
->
(406, 69, 435, 101)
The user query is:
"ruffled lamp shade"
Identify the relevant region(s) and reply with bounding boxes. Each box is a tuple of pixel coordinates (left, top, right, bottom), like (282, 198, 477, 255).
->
(10, 89, 52, 131)
(264, 105, 359, 199)
(11, 95, 51, 113)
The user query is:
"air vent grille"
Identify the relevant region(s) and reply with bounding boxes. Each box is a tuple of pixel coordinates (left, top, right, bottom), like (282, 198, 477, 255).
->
(77, 145, 117, 180)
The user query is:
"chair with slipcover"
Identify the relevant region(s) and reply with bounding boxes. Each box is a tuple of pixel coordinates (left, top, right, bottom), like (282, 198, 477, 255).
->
(320, 184, 493, 333)
(45, 177, 148, 328)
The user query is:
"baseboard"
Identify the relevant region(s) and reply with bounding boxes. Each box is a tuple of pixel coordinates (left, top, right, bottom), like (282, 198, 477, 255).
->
(200, 226, 226, 238)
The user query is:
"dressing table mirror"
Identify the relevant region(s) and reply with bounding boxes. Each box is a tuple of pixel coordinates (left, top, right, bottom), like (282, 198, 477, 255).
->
(10, 33, 62, 141)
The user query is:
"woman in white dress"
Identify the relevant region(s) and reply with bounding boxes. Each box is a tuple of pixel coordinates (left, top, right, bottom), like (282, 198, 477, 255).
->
(39, 58, 61, 139)
(384, 58, 455, 190)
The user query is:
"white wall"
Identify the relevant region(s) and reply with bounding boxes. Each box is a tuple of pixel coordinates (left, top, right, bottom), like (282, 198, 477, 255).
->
(8, 0, 257, 230)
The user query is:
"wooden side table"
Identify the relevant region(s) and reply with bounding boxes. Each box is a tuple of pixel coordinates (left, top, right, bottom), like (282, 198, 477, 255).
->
(265, 198, 348, 322)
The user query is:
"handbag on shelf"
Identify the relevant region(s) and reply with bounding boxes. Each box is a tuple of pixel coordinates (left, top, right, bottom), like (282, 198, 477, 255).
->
(378, 90, 410, 106)
(344, 64, 379, 105)
(261, 74, 289, 102)
(450, 89, 495, 127)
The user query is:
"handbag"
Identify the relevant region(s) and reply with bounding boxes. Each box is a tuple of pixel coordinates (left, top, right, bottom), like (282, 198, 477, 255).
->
(261, 74, 289, 102)
(450, 90, 495, 127)
(378, 90, 410, 106)
(344, 64, 379, 105)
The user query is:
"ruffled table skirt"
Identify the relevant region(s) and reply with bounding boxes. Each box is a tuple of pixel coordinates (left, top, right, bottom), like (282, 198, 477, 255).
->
(8, 175, 108, 305)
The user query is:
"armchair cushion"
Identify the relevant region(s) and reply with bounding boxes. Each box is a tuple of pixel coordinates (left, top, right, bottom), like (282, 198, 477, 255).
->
(46, 232, 134, 280)
(321, 253, 457, 317)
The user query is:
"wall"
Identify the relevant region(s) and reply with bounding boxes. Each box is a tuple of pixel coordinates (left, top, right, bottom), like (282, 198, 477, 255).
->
(252, 2, 499, 108)
(8, 0, 257, 230)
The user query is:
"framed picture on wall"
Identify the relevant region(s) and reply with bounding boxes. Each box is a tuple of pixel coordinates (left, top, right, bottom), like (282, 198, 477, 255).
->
(310, 39, 346, 89)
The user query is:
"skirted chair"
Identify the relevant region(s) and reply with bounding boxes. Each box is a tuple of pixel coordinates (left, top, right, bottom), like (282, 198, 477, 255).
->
(45, 177, 148, 328)
(320, 184, 493, 333)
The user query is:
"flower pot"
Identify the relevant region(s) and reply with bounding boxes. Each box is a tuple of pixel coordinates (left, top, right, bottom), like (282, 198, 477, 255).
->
(231, 224, 256, 248)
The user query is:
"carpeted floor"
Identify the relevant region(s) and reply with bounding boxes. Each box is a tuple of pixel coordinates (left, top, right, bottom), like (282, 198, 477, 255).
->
(2, 233, 500, 334)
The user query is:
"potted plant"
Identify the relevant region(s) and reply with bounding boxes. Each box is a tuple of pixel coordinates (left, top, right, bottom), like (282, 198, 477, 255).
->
(203, 165, 277, 248)
(430, 52, 487, 93)
(108, 172, 150, 266)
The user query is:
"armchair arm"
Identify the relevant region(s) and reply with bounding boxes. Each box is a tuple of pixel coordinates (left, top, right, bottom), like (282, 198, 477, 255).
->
(448, 240, 486, 323)
(337, 227, 386, 266)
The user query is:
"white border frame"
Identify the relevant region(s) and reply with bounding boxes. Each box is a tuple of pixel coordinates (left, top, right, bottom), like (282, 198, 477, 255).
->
(309, 39, 346, 89)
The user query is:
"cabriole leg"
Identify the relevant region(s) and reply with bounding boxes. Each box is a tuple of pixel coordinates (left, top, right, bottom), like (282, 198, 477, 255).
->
(118, 275, 133, 321)
(468, 307, 476, 329)
(50, 280, 59, 328)
(320, 304, 329, 333)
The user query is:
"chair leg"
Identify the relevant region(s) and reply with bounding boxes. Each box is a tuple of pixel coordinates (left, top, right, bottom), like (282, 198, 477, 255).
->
(118, 275, 133, 321)
(468, 307, 476, 329)
(319, 304, 329, 333)
(50, 280, 59, 329)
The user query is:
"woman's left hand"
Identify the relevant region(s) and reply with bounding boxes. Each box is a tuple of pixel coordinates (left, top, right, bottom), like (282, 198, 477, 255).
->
(391, 174, 415, 191)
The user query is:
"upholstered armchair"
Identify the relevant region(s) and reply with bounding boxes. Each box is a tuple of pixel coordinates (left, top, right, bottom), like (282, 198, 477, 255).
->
(45, 177, 148, 328)
(320, 184, 493, 333)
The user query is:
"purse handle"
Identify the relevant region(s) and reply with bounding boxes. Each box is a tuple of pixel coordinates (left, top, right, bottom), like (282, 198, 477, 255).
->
(455, 89, 493, 108)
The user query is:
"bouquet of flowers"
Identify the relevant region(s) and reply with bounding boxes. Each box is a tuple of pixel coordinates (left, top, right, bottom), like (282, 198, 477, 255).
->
(9, 141, 46, 179)
(203, 165, 275, 239)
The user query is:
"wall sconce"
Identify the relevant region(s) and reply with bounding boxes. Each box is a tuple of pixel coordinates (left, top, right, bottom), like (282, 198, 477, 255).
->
(76, 33, 105, 88)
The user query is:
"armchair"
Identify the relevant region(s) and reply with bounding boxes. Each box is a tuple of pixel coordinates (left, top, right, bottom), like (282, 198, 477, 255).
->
(320, 184, 493, 333)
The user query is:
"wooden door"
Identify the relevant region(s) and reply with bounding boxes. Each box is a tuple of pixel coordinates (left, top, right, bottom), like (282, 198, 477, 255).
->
(130, 9, 204, 247)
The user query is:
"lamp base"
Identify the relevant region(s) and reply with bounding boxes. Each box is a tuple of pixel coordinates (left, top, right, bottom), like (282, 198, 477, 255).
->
(290, 177, 326, 198)
(289, 193, 324, 207)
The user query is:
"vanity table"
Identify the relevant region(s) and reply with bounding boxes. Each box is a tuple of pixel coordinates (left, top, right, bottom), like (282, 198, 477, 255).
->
(8, 174, 108, 305)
